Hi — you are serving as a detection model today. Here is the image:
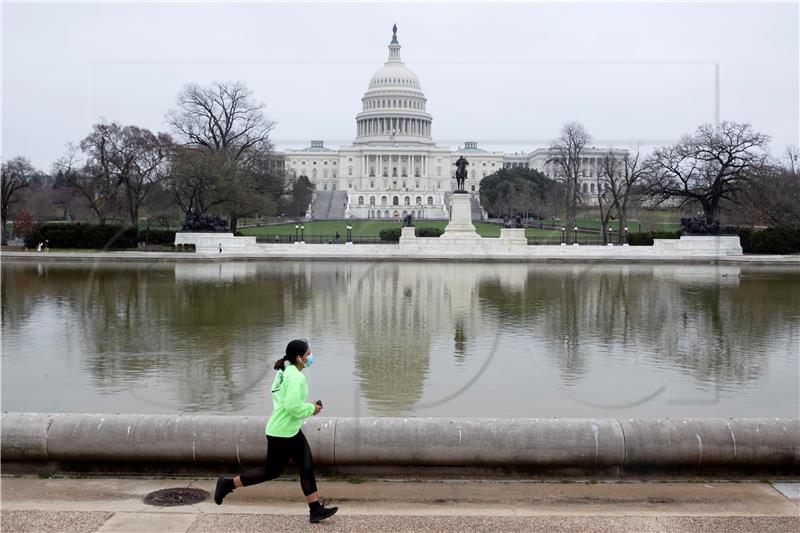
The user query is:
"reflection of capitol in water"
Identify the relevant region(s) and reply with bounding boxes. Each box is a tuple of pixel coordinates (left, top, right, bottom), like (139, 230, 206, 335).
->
(346, 264, 528, 415)
(266, 262, 528, 415)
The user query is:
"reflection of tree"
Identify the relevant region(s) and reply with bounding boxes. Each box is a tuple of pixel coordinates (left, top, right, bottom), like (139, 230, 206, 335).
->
(1, 262, 312, 412)
(478, 264, 800, 389)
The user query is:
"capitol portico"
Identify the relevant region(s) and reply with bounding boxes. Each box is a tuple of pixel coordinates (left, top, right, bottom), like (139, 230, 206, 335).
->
(281, 26, 627, 220)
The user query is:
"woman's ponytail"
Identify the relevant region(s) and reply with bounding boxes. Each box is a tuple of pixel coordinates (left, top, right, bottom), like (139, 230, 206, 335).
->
(273, 358, 286, 371)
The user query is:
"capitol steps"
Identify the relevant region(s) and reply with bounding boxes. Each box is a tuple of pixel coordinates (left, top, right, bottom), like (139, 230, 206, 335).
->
(310, 190, 348, 220)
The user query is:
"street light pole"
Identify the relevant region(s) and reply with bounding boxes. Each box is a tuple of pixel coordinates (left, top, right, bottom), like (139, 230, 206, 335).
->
(295, 224, 299, 242)
(301, 225, 305, 242)
(574, 226, 578, 244)
(561, 227, 565, 244)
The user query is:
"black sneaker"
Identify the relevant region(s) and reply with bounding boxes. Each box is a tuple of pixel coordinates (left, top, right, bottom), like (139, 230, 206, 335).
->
(309, 504, 338, 523)
(214, 477, 233, 505)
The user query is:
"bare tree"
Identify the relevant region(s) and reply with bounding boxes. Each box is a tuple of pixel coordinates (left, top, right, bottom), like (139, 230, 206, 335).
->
(166, 81, 278, 233)
(734, 148, 800, 227)
(56, 143, 121, 224)
(601, 147, 647, 243)
(643, 122, 770, 225)
(785, 145, 799, 174)
(75, 122, 174, 227)
(595, 157, 618, 244)
(1, 157, 35, 245)
(549, 122, 591, 243)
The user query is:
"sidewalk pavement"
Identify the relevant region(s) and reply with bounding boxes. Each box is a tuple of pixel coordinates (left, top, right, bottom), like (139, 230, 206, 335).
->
(1, 476, 798, 532)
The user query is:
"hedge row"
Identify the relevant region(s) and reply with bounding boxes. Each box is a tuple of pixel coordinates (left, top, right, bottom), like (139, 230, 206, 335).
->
(24, 223, 176, 249)
(626, 231, 682, 246)
(379, 227, 445, 242)
(739, 227, 800, 255)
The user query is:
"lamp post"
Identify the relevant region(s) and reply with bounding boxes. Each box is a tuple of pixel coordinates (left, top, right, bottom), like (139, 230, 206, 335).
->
(295, 224, 299, 242)
(608, 226, 613, 245)
(346, 224, 352, 243)
(624, 226, 629, 244)
(574, 226, 578, 244)
(300, 225, 305, 242)
(561, 227, 565, 244)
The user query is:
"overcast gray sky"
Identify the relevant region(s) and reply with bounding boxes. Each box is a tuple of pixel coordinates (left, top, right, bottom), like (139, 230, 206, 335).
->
(3, 1, 798, 170)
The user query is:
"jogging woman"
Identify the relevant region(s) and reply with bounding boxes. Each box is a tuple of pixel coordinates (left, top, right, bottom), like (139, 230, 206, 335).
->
(214, 339, 338, 524)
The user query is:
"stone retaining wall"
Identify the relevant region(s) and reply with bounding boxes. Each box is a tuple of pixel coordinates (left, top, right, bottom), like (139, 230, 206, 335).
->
(2, 414, 797, 474)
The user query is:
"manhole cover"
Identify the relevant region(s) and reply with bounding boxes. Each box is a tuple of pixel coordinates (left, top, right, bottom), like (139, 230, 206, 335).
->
(143, 488, 209, 507)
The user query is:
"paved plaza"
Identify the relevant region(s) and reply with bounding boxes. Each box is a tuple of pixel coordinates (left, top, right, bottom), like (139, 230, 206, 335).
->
(1, 477, 798, 532)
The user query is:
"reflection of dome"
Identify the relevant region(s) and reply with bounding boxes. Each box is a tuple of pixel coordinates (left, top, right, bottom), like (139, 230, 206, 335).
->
(351, 265, 431, 415)
(355, 25, 433, 145)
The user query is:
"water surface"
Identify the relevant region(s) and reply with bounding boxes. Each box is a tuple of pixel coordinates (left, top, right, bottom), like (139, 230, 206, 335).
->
(2, 260, 798, 418)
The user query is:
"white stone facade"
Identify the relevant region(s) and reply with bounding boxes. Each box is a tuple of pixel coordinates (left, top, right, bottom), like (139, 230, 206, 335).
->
(281, 26, 628, 219)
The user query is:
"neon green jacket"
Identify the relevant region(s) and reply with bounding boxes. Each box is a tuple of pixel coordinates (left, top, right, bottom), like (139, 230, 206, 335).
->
(265, 364, 315, 437)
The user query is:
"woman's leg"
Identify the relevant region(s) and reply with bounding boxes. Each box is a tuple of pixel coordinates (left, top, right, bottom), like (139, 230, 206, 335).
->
(237, 436, 291, 486)
(288, 431, 318, 498)
(290, 431, 338, 522)
(215, 436, 291, 504)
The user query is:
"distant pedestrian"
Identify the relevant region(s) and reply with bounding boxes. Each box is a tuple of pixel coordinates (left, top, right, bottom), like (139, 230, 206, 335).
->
(44, 240, 49, 253)
(218, 243, 222, 253)
(335, 232, 340, 243)
(37, 242, 43, 252)
(214, 339, 338, 524)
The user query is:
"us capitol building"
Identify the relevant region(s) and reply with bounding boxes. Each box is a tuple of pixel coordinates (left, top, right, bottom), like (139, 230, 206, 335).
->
(280, 26, 624, 220)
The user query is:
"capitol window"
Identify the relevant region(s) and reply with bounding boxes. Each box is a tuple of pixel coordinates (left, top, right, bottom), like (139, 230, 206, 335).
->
(370, 196, 375, 205)
(370, 180, 375, 188)
(402, 180, 406, 188)
(324, 161, 328, 165)
(416, 196, 421, 204)
(348, 166, 353, 176)
(392, 196, 399, 206)
(436, 167, 441, 177)
(415, 180, 419, 188)
(369, 167, 375, 177)
(427, 196, 433, 205)
(381, 196, 387, 205)
(358, 196, 364, 205)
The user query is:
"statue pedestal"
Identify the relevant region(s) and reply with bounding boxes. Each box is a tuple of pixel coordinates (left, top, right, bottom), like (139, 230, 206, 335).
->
(441, 192, 480, 240)
(399, 226, 416, 242)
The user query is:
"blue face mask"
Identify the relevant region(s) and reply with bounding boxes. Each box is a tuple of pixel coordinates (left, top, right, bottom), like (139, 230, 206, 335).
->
(304, 353, 315, 368)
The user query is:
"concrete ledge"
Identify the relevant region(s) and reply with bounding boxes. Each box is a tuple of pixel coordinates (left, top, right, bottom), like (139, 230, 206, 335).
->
(333, 418, 624, 466)
(4, 251, 800, 265)
(2, 414, 798, 473)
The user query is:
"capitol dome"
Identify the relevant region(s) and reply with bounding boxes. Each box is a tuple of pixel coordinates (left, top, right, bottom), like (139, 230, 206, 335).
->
(368, 63, 422, 91)
(355, 25, 434, 145)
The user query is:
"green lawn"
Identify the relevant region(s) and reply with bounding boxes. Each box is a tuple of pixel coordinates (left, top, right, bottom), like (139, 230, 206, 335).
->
(239, 221, 563, 239)
(546, 209, 681, 233)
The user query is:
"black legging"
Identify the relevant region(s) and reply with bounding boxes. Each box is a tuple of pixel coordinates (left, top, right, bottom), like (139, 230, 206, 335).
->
(238, 430, 318, 496)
